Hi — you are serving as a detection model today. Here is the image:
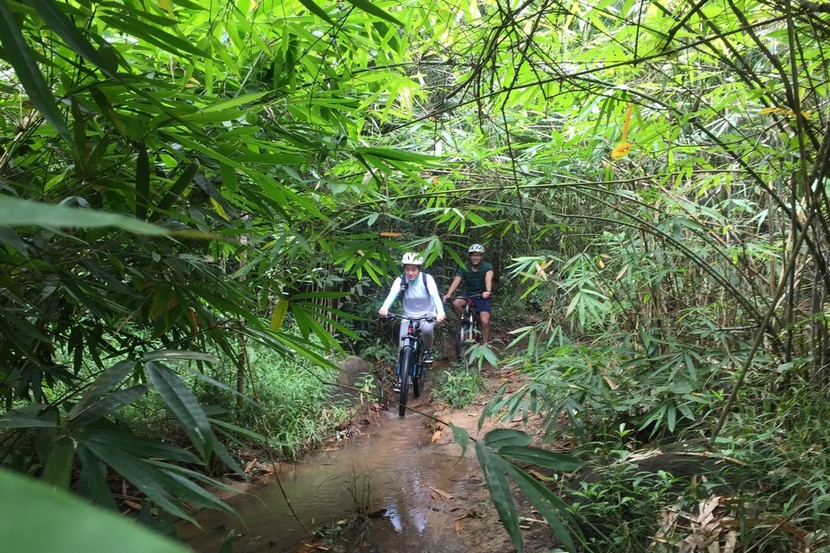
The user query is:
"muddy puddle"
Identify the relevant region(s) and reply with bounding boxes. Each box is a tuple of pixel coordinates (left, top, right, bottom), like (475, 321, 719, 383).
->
(177, 408, 480, 553)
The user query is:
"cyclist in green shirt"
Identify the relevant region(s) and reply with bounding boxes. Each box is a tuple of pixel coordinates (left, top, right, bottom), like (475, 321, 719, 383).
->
(442, 243, 494, 344)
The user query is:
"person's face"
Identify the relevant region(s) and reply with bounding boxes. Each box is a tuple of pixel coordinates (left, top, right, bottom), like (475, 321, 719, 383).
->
(469, 253, 483, 265)
(403, 264, 420, 280)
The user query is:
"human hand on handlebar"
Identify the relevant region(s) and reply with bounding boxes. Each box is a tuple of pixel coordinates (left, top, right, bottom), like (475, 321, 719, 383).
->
(378, 308, 388, 317)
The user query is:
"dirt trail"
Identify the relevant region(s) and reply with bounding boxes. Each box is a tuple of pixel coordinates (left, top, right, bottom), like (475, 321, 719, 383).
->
(322, 357, 563, 553)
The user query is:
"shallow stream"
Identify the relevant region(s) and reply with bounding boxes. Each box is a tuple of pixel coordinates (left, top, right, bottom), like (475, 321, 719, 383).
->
(177, 408, 480, 553)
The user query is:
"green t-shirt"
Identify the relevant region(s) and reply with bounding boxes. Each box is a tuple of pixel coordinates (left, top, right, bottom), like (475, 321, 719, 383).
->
(455, 261, 493, 294)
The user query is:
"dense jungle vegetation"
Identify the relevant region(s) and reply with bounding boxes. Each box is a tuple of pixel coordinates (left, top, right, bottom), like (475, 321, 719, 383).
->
(2, 0, 830, 551)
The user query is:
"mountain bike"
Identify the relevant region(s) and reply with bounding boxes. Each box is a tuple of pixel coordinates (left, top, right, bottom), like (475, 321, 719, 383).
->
(385, 313, 435, 417)
(451, 294, 483, 368)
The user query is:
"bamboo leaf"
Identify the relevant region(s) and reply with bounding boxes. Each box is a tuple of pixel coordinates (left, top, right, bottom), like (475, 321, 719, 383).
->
(98, 14, 209, 58)
(0, 407, 58, 429)
(28, 0, 118, 76)
(0, 0, 70, 143)
(0, 196, 168, 235)
(42, 436, 76, 490)
(475, 441, 523, 552)
(449, 423, 471, 456)
(270, 298, 289, 330)
(0, 469, 190, 553)
(144, 361, 214, 461)
(68, 385, 149, 426)
(510, 468, 580, 552)
(295, 0, 335, 25)
(135, 143, 150, 220)
(497, 445, 585, 473)
(483, 428, 533, 449)
(344, 0, 403, 27)
(81, 440, 193, 521)
(77, 447, 118, 510)
(82, 427, 202, 465)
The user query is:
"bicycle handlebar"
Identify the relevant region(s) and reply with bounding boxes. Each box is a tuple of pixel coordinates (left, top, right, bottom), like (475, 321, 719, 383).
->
(446, 293, 488, 302)
(383, 313, 436, 324)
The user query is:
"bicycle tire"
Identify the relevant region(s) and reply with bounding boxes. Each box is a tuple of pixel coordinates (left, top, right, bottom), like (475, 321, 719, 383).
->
(454, 320, 466, 359)
(398, 347, 412, 416)
(413, 355, 423, 398)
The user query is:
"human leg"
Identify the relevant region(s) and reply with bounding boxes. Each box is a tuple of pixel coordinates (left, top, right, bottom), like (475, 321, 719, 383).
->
(479, 311, 490, 344)
(393, 322, 409, 391)
(419, 319, 436, 363)
(472, 298, 492, 345)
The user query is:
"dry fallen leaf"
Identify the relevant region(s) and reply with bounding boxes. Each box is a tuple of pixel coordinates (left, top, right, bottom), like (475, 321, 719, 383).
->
(296, 542, 328, 553)
(429, 486, 453, 499)
(431, 430, 442, 443)
(454, 520, 464, 533)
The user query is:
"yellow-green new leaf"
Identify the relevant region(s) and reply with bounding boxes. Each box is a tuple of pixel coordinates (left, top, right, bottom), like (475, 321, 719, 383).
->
(271, 298, 289, 330)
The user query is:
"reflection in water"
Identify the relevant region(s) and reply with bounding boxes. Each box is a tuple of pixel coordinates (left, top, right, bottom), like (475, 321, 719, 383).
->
(177, 409, 476, 553)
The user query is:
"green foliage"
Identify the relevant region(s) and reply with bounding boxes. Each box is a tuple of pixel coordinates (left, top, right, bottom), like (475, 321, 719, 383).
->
(229, 342, 350, 459)
(450, 425, 585, 553)
(432, 366, 484, 408)
(571, 460, 680, 551)
(3, 0, 830, 548)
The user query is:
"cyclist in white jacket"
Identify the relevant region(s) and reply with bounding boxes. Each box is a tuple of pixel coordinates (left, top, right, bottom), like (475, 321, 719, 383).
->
(379, 253, 446, 373)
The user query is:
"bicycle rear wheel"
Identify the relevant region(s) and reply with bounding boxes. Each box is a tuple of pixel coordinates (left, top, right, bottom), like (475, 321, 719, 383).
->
(398, 347, 412, 416)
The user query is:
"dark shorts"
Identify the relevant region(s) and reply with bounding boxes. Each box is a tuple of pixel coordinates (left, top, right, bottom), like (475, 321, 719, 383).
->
(473, 298, 492, 314)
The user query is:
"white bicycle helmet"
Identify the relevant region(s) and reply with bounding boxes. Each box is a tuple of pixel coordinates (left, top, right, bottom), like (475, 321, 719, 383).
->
(467, 243, 485, 254)
(401, 252, 424, 265)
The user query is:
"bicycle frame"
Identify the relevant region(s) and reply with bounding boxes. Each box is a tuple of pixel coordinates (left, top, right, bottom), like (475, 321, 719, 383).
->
(386, 314, 434, 416)
(452, 294, 483, 365)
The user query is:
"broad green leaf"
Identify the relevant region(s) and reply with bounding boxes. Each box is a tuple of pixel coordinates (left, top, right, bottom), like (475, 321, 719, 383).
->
(219, 531, 236, 553)
(98, 13, 209, 58)
(476, 441, 523, 552)
(449, 423, 471, 456)
(142, 350, 219, 363)
(69, 360, 138, 419)
(77, 447, 119, 510)
(296, 0, 335, 25)
(510, 468, 579, 552)
(68, 385, 149, 426)
(0, 470, 190, 553)
(203, 91, 269, 112)
(144, 361, 214, 461)
(497, 445, 585, 473)
(154, 159, 201, 217)
(345, 0, 404, 26)
(0, 409, 58, 429)
(82, 428, 202, 465)
(0, 196, 168, 235)
(483, 428, 533, 449)
(271, 298, 289, 330)
(42, 436, 76, 490)
(29, 0, 117, 76)
(80, 441, 194, 521)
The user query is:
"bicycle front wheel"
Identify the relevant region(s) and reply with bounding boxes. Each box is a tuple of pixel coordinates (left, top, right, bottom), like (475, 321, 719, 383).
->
(454, 320, 465, 359)
(398, 347, 412, 416)
(413, 359, 424, 398)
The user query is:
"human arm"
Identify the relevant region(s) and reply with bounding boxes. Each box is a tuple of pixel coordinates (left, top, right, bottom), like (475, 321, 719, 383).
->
(378, 277, 403, 316)
(426, 275, 446, 322)
(482, 268, 494, 299)
(442, 275, 462, 303)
